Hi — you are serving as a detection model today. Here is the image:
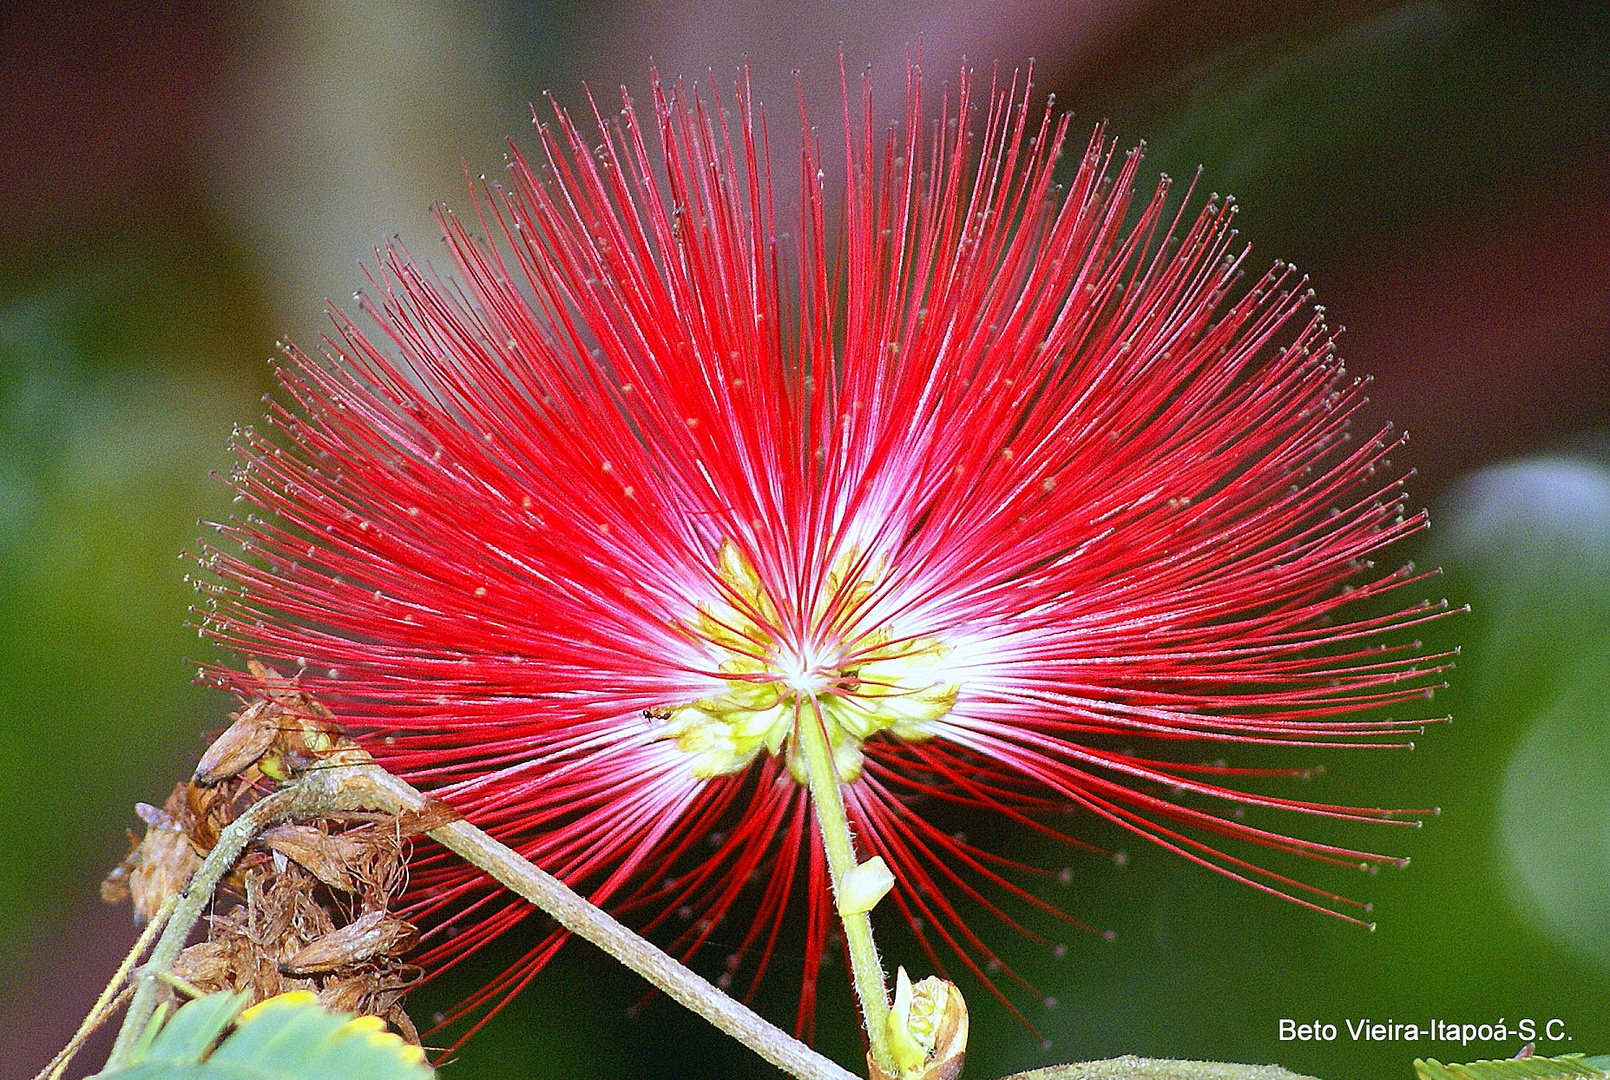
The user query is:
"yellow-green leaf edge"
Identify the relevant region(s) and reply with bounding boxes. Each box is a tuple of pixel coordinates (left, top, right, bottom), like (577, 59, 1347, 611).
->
(94, 990, 434, 1080)
(1415, 1054, 1608, 1080)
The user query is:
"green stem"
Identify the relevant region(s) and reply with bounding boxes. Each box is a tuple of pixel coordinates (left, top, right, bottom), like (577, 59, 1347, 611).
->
(795, 701, 895, 1074)
(104, 785, 306, 1069)
(35, 894, 175, 1080)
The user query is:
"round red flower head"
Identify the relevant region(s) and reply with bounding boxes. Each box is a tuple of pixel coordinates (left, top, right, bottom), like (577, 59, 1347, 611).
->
(202, 62, 1449, 1041)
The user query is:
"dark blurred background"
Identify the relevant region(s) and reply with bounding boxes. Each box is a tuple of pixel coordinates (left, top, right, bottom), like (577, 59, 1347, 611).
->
(2, 2, 1607, 1078)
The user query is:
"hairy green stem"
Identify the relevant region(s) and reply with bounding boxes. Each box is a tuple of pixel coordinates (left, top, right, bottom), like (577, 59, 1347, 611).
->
(794, 703, 895, 1074)
(36, 894, 175, 1080)
(104, 785, 306, 1069)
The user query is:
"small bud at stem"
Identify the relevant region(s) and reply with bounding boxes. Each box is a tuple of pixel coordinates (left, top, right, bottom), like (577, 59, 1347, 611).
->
(870, 968, 969, 1080)
(838, 857, 895, 916)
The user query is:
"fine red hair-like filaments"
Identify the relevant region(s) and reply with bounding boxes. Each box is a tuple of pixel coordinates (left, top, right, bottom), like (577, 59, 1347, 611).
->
(199, 60, 1451, 1044)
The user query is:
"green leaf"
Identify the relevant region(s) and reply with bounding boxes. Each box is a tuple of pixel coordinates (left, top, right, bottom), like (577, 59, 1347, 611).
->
(96, 991, 434, 1080)
(1414, 1053, 1606, 1079)
(139, 991, 250, 1062)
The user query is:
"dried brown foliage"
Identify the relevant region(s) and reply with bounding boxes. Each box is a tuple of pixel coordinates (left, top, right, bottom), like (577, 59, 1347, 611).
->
(103, 661, 436, 1043)
(101, 777, 257, 923)
(170, 817, 425, 1041)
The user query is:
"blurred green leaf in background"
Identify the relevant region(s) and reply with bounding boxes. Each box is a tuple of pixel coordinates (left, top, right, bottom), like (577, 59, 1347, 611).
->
(0, 241, 272, 1068)
(1443, 455, 1610, 968)
(0, 243, 270, 926)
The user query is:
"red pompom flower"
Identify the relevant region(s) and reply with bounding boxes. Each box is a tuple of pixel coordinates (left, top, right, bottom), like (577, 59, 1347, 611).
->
(202, 64, 1447, 1039)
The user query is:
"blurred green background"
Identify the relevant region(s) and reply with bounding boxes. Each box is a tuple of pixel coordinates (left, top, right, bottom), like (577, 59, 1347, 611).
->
(2, 2, 1607, 1078)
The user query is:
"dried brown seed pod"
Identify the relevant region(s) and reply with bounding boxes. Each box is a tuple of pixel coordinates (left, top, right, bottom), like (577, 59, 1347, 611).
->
(194, 699, 280, 785)
(249, 864, 336, 958)
(316, 962, 422, 1035)
(170, 940, 241, 989)
(317, 974, 376, 1015)
(281, 910, 419, 974)
(259, 824, 364, 893)
(197, 661, 367, 785)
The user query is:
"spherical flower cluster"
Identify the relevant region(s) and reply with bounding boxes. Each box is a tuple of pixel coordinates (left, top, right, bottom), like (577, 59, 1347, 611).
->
(201, 64, 1448, 1039)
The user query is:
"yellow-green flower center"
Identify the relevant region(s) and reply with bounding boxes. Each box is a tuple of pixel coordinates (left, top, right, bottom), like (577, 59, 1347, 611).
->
(661, 540, 958, 782)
